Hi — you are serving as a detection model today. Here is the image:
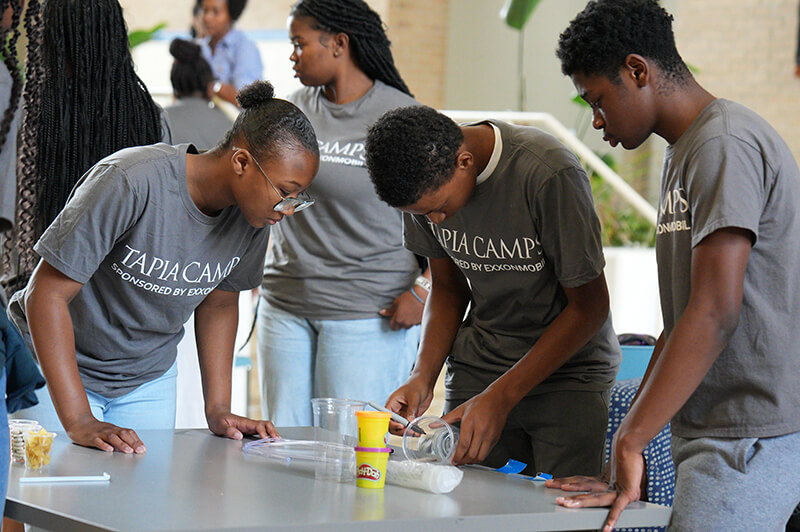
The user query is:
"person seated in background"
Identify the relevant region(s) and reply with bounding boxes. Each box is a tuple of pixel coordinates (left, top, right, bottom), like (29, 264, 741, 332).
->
(200, 0, 262, 107)
(166, 38, 234, 150)
(550, 1, 800, 530)
(364, 105, 621, 478)
(6, 81, 319, 454)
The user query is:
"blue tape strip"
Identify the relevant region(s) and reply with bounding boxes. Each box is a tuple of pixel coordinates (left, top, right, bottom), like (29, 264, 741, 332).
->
(495, 459, 527, 475)
(528, 472, 553, 481)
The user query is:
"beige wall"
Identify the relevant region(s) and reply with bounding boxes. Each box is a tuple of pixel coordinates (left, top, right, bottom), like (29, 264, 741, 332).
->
(674, 0, 800, 157)
(119, 0, 449, 107)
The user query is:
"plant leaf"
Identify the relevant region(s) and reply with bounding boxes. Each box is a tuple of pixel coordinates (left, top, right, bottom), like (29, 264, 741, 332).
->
(128, 22, 167, 49)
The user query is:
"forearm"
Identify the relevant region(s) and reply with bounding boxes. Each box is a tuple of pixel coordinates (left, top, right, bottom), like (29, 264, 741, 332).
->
(215, 82, 239, 107)
(194, 296, 238, 419)
(412, 280, 469, 388)
(619, 228, 750, 453)
(488, 293, 608, 408)
(409, 266, 432, 302)
(26, 289, 92, 429)
(618, 308, 733, 452)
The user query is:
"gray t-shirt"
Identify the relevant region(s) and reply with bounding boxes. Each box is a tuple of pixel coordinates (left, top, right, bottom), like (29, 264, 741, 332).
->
(261, 81, 419, 319)
(8, 143, 269, 398)
(405, 120, 620, 401)
(657, 99, 800, 439)
(164, 97, 232, 151)
(0, 61, 19, 232)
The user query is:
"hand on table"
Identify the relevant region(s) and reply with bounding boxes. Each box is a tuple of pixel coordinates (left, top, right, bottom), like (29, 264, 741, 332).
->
(378, 290, 424, 330)
(385, 375, 434, 435)
(65, 414, 146, 454)
(545, 459, 612, 491)
(553, 444, 644, 532)
(207, 409, 280, 441)
(440, 389, 512, 466)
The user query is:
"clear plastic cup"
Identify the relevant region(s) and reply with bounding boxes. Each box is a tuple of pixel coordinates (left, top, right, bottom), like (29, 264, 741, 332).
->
(23, 430, 56, 471)
(314, 441, 357, 483)
(311, 398, 366, 447)
(401, 416, 460, 465)
(311, 398, 366, 482)
(9, 420, 42, 464)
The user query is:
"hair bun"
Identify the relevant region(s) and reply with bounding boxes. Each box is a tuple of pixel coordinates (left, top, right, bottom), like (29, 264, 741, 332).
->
(236, 80, 276, 109)
(169, 38, 202, 63)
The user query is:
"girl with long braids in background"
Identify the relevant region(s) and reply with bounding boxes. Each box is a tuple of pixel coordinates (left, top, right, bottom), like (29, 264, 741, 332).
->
(6, 80, 319, 452)
(256, 0, 430, 426)
(1, 0, 171, 296)
(0, 0, 24, 259)
(1, 1, 48, 523)
(165, 38, 233, 150)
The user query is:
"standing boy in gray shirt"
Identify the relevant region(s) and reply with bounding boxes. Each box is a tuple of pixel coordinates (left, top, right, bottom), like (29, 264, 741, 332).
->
(550, 1, 800, 530)
(365, 106, 620, 478)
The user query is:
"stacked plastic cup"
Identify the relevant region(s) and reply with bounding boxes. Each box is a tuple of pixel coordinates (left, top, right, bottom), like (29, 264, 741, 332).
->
(9, 420, 42, 464)
(311, 398, 365, 482)
(355, 411, 391, 489)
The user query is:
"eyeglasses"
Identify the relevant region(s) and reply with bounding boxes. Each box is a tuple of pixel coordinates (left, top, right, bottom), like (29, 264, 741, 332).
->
(232, 146, 314, 214)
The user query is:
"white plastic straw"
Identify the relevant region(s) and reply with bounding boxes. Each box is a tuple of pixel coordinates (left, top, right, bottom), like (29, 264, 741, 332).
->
(20, 472, 111, 484)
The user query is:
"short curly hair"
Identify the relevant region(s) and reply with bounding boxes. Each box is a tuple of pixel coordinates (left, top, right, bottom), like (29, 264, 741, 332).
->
(365, 106, 463, 208)
(556, 0, 689, 83)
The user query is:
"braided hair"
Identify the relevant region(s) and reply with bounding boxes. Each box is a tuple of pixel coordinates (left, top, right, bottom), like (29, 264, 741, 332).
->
(4, 0, 164, 292)
(169, 38, 213, 99)
(36, 0, 163, 227)
(1, 0, 40, 294)
(290, 0, 412, 96)
(0, 0, 23, 154)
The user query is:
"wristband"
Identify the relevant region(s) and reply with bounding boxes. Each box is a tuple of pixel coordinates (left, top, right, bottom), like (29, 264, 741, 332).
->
(414, 275, 431, 292)
(409, 288, 425, 305)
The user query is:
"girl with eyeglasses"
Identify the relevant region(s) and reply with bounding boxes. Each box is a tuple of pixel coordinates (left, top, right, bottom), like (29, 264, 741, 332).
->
(6, 81, 319, 454)
(256, 0, 430, 428)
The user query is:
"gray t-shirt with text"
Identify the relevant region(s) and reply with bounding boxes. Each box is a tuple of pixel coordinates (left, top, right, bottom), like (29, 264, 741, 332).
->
(657, 99, 800, 438)
(405, 120, 620, 401)
(9, 143, 269, 398)
(261, 81, 419, 319)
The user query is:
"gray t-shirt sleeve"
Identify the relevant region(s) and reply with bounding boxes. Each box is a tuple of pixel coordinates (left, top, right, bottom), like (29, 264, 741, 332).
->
(403, 212, 449, 258)
(34, 164, 141, 284)
(159, 106, 173, 144)
(217, 227, 269, 292)
(533, 166, 605, 288)
(685, 136, 763, 247)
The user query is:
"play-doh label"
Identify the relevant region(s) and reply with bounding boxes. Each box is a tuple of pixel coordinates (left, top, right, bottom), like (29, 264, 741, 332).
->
(357, 464, 382, 481)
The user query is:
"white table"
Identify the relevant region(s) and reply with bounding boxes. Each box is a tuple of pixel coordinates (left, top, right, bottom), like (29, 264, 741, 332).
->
(5, 428, 671, 531)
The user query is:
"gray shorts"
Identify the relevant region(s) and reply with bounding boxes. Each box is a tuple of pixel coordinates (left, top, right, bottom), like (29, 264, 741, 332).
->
(670, 431, 800, 531)
(445, 389, 609, 478)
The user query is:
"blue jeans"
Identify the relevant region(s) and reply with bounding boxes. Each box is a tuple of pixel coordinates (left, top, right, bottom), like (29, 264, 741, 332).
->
(256, 297, 419, 427)
(13, 361, 178, 432)
(0, 369, 9, 520)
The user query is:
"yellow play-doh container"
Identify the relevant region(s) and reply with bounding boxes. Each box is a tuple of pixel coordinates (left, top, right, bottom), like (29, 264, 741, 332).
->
(355, 447, 390, 489)
(355, 410, 391, 448)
